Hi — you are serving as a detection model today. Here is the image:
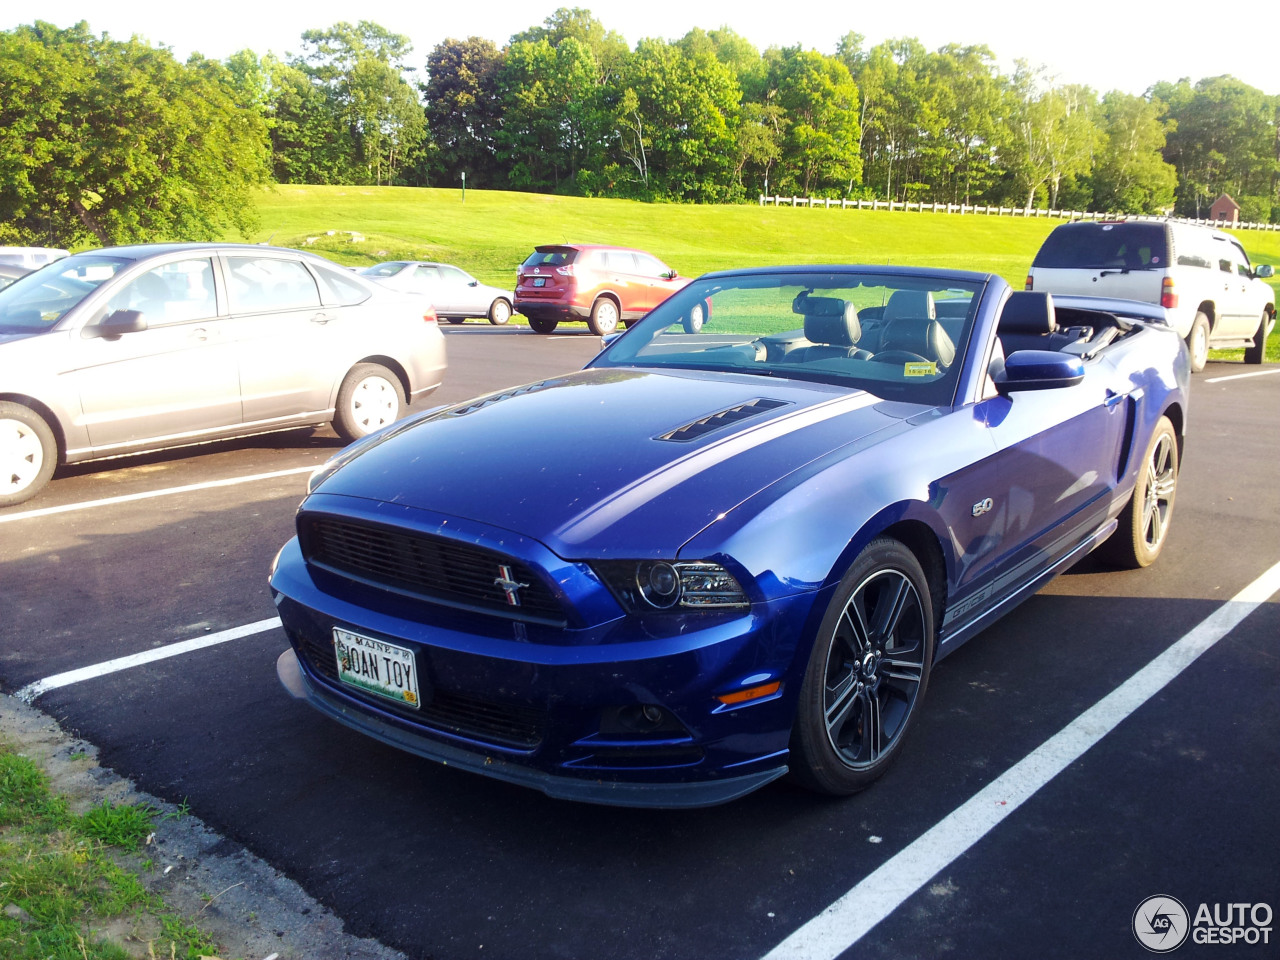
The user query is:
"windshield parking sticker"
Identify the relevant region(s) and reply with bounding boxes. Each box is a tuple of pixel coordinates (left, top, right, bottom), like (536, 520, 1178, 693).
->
(904, 361, 937, 377)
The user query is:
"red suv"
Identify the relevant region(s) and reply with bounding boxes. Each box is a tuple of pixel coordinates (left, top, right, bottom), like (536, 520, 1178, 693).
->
(515, 244, 692, 335)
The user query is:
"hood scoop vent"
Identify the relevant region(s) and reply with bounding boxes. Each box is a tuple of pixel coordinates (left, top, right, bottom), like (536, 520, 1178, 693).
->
(448, 378, 568, 418)
(656, 398, 791, 442)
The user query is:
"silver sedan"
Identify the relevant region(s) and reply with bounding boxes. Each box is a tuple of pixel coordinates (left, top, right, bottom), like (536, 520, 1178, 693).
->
(360, 261, 514, 324)
(0, 243, 446, 506)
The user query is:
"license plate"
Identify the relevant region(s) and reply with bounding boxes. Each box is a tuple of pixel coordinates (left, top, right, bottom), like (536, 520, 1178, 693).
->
(333, 628, 421, 709)
(532, 277, 546, 287)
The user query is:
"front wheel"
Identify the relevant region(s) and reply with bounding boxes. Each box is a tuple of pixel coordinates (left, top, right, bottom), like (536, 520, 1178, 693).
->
(1243, 311, 1271, 364)
(588, 297, 620, 336)
(1187, 312, 1210, 372)
(0, 402, 57, 507)
(333, 363, 403, 441)
(790, 538, 934, 796)
(488, 298, 512, 325)
(1100, 415, 1179, 569)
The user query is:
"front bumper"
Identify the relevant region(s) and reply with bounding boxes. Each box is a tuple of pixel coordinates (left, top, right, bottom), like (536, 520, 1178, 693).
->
(270, 537, 811, 807)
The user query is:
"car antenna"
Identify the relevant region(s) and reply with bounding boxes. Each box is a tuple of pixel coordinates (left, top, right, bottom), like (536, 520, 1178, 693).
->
(259, 232, 276, 246)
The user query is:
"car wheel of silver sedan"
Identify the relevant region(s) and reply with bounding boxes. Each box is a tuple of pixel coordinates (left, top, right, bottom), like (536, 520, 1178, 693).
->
(0, 402, 57, 507)
(1102, 415, 1179, 569)
(790, 538, 934, 795)
(488, 298, 512, 325)
(334, 363, 404, 441)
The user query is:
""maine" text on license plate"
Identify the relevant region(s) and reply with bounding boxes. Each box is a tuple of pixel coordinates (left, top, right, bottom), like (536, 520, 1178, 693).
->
(333, 628, 420, 709)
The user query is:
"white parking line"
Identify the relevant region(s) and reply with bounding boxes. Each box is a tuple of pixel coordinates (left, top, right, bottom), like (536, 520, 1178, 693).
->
(762, 559, 1280, 960)
(15, 617, 283, 703)
(1204, 368, 1280, 383)
(0, 467, 314, 524)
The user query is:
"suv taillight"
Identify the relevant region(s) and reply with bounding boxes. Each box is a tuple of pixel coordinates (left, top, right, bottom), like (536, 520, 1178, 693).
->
(555, 264, 574, 277)
(1025, 274, 1034, 291)
(1161, 277, 1178, 309)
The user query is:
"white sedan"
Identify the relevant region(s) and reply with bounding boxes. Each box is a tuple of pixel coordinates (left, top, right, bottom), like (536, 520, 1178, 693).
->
(360, 261, 514, 325)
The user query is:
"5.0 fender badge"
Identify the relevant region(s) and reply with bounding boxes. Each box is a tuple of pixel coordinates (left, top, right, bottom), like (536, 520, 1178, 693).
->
(972, 497, 994, 518)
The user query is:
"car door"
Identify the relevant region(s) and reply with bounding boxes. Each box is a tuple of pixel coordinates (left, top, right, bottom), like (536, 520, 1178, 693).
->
(1211, 237, 1255, 338)
(71, 256, 241, 450)
(224, 254, 338, 424)
(436, 265, 482, 316)
(634, 252, 679, 312)
(955, 353, 1134, 611)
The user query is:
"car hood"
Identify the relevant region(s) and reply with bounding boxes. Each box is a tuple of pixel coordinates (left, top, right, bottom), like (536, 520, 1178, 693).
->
(313, 369, 916, 557)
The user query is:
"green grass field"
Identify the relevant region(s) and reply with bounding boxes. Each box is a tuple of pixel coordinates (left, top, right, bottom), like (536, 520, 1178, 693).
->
(241, 184, 1280, 358)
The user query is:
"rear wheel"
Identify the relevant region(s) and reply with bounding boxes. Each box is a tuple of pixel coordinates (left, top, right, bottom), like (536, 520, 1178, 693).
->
(334, 363, 403, 441)
(527, 315, 558, 334)
(0, 402, 57, 507)
(1187, 312, 1210, 372)
(790, 538, 934, 795)
(1101, 415, 1179, 569)
(1243, 311, 1271, 364)
(446, 317, 464, 325)
(588, 297, 620, 336)
(683, 303, 705, 334)
(488, 298, 512, 325)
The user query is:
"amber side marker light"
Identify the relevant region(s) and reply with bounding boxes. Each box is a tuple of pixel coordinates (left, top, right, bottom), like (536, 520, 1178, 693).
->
(717, 681, 782, 706)
(1025, 274, 1034, 291)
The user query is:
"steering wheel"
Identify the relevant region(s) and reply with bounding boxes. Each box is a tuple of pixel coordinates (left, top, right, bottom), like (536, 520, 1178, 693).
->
(870, 349, 929, 365)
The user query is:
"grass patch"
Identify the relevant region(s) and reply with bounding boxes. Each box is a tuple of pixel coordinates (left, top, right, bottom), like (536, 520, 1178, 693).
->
(243, 185, 1280, 302)
(0, 744, 217, 960)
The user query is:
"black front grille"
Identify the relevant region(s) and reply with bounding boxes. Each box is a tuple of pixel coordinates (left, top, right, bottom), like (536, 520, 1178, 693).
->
(295, 631, 545, 749)
(299, 514, 563, 622)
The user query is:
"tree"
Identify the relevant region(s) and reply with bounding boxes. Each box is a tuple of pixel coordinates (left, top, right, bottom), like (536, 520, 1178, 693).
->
(295, 21, 425, 185)
(496, 37, 604, 192)
(0, 21, 269, 247)
(1005, 64, 1100, 210)
(1091, 92, 1177, 213)
(421, 37, 504, 188)
(610, 39, 741, 201)
(510, 7, 629, 81)
(770, 47, 861, 196)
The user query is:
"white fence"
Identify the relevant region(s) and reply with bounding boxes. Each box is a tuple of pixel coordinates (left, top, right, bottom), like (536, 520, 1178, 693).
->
(757, 195, 1280, 233)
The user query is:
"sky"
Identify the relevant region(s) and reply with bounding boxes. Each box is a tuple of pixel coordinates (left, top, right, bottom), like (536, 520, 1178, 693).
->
(9, 0, 1279, 97)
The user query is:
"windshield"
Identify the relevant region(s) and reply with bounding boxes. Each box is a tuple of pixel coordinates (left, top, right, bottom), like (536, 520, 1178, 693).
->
(360, 262, 410, 278)
(1033, 223, 1167, 270)
(0, 255, 133, 334)
(590, 270, 984, 406)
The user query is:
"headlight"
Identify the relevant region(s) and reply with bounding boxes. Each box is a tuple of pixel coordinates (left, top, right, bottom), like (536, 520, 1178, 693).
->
(594, 560, 749, 612)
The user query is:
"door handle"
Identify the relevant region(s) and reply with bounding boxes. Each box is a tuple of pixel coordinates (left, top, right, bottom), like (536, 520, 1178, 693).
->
(1104, 389, 1127, 409)
(311, 314, 334, 325)
(191, 327, 209, 341)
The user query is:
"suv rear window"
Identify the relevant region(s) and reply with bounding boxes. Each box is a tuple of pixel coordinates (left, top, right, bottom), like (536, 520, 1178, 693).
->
(523, 248, 577, 268)
(1033, 223, 1168, 270)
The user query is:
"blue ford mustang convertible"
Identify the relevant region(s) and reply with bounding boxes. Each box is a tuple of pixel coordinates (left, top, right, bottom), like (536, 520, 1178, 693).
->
(270, 266, 1190, 807)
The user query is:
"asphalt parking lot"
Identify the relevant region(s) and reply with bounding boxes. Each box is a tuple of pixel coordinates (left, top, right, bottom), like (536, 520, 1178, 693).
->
(2, 325, 1277, 960)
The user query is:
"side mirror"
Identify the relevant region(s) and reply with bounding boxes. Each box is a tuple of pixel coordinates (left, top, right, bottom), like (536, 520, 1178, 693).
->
(1255, 264, 1274, 279)
(994, 350, 1085, 395)
(662, 269, 678, 280)
(86, 309, 147, 340)
(469, 280, 479, 287)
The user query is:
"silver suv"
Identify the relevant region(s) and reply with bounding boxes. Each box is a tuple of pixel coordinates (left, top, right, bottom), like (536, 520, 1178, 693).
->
(0, 243, 446, 506)
(1026, 220, 1275, 370)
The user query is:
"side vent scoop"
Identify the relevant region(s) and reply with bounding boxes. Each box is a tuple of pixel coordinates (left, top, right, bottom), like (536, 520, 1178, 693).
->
(656, 398, 790, 442)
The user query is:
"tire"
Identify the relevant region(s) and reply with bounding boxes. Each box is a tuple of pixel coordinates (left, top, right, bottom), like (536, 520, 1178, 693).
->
(790, 538, 935, 795)
(0, 402, 57, 507)
(527, 315, 558, 334)
(488, 298, 512, 325)
(683, 303, 705, 335)
(1187, 311, 1210, 372)
(446, 318, 465, 325)
(1243, 312, 1270, 365)
(333, 363, 404, 442)
(588, 297, 620, 336)
(1101, 415, 1179, 569)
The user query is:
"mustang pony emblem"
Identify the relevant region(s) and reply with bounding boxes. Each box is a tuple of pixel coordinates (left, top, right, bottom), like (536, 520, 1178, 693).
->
(494, 565, 530, 606)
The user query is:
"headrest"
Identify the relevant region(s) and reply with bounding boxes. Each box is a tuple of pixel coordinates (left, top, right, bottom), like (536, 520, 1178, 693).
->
(794, 296, 862, 348)
(999, 291, 1057, 335)
(881, 318, 956, 368)
(882, 290, 937, 322)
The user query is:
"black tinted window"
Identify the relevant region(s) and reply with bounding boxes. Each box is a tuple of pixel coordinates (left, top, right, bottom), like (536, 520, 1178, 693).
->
(522, 249, 576, 267)
(1033, 223, 1168, 270)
